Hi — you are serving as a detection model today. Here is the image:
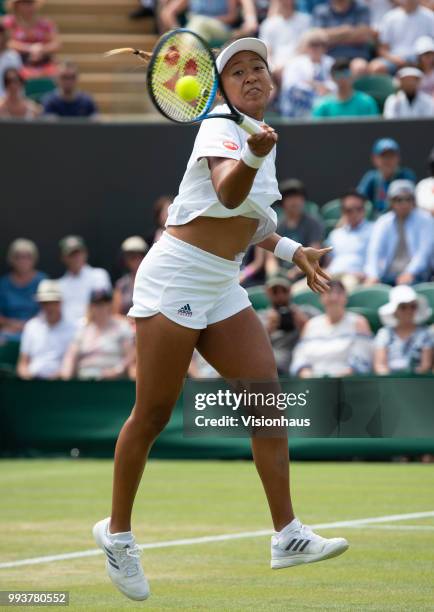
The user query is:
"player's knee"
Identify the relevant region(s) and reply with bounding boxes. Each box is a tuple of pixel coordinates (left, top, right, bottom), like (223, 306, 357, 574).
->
(130, 404, 172, 440)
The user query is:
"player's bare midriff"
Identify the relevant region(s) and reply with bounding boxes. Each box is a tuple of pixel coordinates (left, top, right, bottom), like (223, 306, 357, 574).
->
(166, 215, 259, 260)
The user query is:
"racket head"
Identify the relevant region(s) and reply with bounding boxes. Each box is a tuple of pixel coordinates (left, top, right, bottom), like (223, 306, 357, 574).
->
(147, 29, 221, 125)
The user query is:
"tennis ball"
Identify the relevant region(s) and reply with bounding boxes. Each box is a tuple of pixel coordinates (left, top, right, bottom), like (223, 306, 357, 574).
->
(175, 75, 201, 102)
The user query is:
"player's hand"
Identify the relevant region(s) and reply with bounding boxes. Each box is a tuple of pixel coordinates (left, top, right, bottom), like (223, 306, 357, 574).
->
(293, 246, 332, 293)
(247, 124, 278, 157)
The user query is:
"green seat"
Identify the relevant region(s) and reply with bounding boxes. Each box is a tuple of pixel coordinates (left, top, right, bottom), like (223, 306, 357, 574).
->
(304, 200, 320, 219)
(353, 74, 396, 112)
(347, 306, 382, 334)
(414, 283, 434, 324)
(0, 340, 20, 375)
(292, 289, 324, 311)
(321, 199, 342, 223)
(324, 217, 338, 238)
(247, 285, 270, 311)
(347, 285, 391, 310)
(0, 0, 5, 15)
(25, 77, 56, 103)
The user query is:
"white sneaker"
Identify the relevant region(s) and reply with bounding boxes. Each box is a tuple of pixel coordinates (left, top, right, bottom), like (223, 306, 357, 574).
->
(271, 518, 349, 569)
(92, 517, 150, 601)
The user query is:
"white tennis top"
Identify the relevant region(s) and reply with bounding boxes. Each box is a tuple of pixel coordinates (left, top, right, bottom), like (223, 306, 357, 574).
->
(166, 104, 281, 245)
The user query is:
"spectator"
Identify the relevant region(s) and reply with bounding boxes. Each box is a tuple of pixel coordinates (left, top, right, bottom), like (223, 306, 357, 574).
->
(231, 0, 260, 39)
(374, 0, 434, 74)
(61, 289, 134, 380)
(150, 194, 173, 244)
(365, 180, 434, 286)
(279, 28, 336, 118)
(312, 0, 373, 63)
(416, 146, 434, 215)
(266, 178, 324, 282)
(364, 0, 394, 31)
(257, 276, 308, 374)
(0, 22, 21, 97)
(129, 0, 156, 19)
(2, 0, 60, 79)
(113, 236, 148, 316)
(296, 0, 327, 14)
(357, 138, 416, 214)
(159, 0, 239, 43)
(16, 280, 77, 379)
(326, 190, 373, 290)
(57, 235, 112, 325)
(415, 35, 434, 97)
(0, 67, 41, 118)
(240, 245, 266, 287)
(383, 67, 434, 118)
(259, 0, 311, 71)
(290, 279, 373, 377)
(0, 238, 46, 341)
(42, 61, 98, 118)
(188, 349, 220, 377)
(313, 57, 379, 118)
(374, 285, 433, 374)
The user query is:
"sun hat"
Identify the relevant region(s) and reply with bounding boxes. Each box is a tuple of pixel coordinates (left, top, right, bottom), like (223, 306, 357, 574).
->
(388, 179, 415, 200)
(379, 285, 431, 327)
(121, 236, 148, 253)
(216, 38, 268, 74)
(396, 67, 424, 80)
(415, 36, 434, 56)
(36, 279, 62, 302)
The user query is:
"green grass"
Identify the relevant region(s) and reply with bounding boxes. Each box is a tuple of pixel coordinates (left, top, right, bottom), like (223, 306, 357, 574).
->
(1, 460, 434, 611)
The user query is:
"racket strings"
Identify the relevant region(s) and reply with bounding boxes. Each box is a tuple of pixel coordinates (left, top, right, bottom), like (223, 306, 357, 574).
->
(149, 32, 216, 122)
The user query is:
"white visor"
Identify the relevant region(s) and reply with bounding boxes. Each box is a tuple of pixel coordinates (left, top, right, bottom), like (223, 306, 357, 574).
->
(216, 38, 268, 74)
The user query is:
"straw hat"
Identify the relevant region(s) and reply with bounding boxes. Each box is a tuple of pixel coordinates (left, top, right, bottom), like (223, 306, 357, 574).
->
(379, 285, 431, 327)
(36, 280, 62, 303)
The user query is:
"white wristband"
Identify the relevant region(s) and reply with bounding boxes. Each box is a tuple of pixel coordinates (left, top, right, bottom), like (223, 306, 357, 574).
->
(240, 143, 265, 169)
(274, 237, 302, 262)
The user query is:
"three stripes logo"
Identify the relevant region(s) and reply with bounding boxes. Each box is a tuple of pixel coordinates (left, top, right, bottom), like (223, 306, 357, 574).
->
(177, 303, 193, 317)
(104, 544, 120, 570)
(285, 538, 310, 552)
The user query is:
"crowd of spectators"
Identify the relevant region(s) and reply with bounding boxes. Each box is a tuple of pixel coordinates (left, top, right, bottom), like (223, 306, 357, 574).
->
(1, 139, 434, 382)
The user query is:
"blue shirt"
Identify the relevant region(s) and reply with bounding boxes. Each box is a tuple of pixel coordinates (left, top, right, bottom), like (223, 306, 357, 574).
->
(312, 0, 371, 60)
(364, 208, 434, 279)
(357, 167, 417, 214)
(190, 0, 229, 17)
(313, 90, 378, 118)
(375, 326, 433, 372)
(296, 0, 327, 14)
(0, 271, 46, 339)
(43, 91, 98, 118)
(327, 219, 373, 274)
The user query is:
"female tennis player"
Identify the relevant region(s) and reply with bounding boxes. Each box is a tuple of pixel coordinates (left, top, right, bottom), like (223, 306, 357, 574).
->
(93, 37, 348, 601)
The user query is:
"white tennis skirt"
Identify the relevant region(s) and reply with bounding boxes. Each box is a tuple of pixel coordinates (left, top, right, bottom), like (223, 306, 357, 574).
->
(128, 232, 251, 329)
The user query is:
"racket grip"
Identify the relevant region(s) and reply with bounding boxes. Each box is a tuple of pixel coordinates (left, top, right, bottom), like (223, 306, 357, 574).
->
(238, 114, 264, 135)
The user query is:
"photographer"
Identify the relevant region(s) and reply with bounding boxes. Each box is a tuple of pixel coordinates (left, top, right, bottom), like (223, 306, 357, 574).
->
(258, 276, 308, 375)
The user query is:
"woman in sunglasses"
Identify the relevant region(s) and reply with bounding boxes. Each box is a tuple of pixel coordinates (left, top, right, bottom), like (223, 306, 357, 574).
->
(0, 67, 41, 118)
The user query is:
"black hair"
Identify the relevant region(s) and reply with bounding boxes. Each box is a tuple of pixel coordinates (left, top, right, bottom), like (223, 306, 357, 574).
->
(331, 58, 351, 74)
(3, 67, 24, 88)
(279, 178, 307, 199)
(341, 190, 365, 204)
(428, 146, 434, 177)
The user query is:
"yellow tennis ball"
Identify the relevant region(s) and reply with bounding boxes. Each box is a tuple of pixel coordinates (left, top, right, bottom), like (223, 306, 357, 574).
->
(175, 75, 201, 102)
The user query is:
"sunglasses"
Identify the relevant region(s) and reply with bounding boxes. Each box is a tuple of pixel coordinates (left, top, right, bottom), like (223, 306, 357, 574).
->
(397, 302, 417, 310)
(392, 196, 413, 203)
(343, 206, 364, 214)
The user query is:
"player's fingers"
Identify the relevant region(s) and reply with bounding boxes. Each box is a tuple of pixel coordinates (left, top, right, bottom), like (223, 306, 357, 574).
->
(317, 266, 332, 281)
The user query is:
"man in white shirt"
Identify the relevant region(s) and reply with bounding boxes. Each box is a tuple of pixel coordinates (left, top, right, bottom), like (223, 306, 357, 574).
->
(259, 0, 311, 70)
(383, 67, 434, 118)
(376, 0, 434, 73)
(57, 235, 112, 324)
(17, 280, 77, 380)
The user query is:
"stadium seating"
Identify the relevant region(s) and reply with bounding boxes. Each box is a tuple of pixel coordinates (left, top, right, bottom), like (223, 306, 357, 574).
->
(304, 201, 321, 219)
(0, 340, 20, 376)
(347, 284, 391, 310)
(247, 285, 270, 310)
(320, 199, 341, 223)
(25, 77, 56, 102)
(346, 306, 382, 333)
(353, 74, 396, 112)
(414, 283, 434, 324)
(292, 289, 324, 311)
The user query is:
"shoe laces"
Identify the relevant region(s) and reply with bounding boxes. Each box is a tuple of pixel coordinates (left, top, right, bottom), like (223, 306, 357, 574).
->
(116, 543, 143, 578)
(298, 522, 315, 539)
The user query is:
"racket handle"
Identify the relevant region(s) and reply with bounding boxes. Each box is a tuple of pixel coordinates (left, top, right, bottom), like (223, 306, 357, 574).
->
(238, 114, 264, 135)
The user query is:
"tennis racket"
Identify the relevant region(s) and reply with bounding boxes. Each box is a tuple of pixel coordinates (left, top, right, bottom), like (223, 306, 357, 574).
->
(108, 29, 263, 136)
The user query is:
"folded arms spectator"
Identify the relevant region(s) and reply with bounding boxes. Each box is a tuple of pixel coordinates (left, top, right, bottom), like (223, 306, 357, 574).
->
(374, 285, 433, 374)
(2, 0, 60, 79)
(17, 280, 77, 379)
(43, 61, 98, 118)
(383, 67, 434, 118)
(364, 180, 434, 286)
(0, 67, 41, 117)
(0, 238, 46, 341)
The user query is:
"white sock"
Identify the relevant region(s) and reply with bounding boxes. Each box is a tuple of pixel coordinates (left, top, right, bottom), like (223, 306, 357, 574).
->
(276, 517, 298, 536)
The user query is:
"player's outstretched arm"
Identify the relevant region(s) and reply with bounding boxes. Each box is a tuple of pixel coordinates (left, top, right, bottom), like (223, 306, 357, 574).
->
(258, 233, 332, 294)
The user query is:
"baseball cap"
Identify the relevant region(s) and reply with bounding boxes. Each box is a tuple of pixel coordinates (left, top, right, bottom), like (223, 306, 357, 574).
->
(59, 235, 86, 255)
(121, 236, 148, 253)
(397, 67, 423, 79)
(36, 279, 62, 302)
(372, 138, 399, 155)
(415, 36, 434, 56)
(90, 289, 113, 304)
(266, 276, 291, 290)
(216, 38, 268, 74)
(388, 179, 415, 199)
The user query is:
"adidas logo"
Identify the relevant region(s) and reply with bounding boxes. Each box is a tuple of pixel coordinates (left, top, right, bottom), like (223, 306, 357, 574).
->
(177, 303, 193, 317)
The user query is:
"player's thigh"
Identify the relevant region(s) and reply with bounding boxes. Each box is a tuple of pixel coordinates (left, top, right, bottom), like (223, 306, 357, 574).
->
(134, 314, 200, 419)
(197, 307, 278, 380)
